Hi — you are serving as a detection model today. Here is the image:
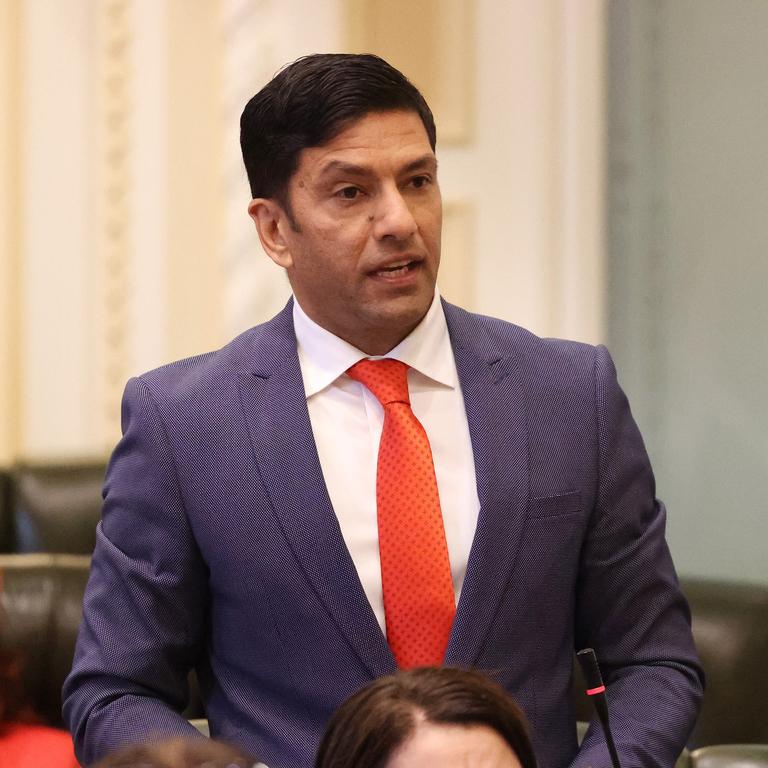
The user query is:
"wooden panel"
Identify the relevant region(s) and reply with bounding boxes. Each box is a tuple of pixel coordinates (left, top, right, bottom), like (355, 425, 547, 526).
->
(343, 0, 474, 143)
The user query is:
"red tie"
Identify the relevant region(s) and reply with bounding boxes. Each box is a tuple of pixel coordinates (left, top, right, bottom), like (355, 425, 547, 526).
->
(347, 358, 455, 668)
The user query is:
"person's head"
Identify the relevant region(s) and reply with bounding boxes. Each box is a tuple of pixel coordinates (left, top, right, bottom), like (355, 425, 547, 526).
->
(243, 54, 442, 355)
(89, 736, 257, 768)
(315, 667, 538, 768)
(241, 53, 436, 215)
(0, 571, 36, 730)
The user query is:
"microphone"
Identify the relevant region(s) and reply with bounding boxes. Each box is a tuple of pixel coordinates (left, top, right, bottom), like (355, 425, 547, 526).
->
(577, 648, 621, 768)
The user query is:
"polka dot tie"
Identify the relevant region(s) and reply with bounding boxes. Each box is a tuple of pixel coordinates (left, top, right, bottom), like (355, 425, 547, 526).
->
(347, 358, 455, 668)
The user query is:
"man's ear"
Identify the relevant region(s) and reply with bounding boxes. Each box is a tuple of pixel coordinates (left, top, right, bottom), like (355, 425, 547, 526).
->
(248, 198, 294, 268)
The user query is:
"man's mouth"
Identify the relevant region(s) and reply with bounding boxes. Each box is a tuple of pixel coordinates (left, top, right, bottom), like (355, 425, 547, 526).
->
(372, 260, 419, 278)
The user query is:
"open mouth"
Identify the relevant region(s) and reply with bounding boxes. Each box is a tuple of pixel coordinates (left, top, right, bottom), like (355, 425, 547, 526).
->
(373, 260, 419, 278)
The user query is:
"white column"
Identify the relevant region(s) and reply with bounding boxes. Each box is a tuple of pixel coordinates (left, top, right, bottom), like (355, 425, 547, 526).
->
(19, 0, 100, 458)
(439, 0, 606, 343)
(128, 0, 168, 380)
(554, 0, 606, 344)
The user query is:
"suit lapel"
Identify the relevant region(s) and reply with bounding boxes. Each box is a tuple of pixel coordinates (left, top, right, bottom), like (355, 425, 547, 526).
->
(442, 302, 531, 667)
(236, 303, 395, 678)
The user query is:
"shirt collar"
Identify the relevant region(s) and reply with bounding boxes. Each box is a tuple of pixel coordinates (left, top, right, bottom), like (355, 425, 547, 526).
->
(293, 290, 457, 398)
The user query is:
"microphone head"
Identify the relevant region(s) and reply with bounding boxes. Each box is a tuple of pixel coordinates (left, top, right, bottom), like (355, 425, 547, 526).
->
(577, 647, 605, 691)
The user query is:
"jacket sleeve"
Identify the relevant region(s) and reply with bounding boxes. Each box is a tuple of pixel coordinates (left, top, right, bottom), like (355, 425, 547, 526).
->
(62, 376, 206, 766)
(570, 345, 704, 768)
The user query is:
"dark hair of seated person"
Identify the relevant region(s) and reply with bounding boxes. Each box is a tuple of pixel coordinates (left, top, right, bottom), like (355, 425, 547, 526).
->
(88, 736, 258, 768)
(315, 667, 538, 768)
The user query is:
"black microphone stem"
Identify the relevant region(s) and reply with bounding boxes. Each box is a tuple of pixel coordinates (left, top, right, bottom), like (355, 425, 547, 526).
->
(577, 648, 622, 768)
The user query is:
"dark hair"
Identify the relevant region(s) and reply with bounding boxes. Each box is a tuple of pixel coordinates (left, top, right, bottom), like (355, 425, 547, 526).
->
(240, 53, 436, 209)
(88, 736, 257, 768)
(315, 667, 538, 768)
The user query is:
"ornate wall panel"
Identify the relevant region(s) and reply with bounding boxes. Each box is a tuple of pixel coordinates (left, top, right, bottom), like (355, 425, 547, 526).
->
(2, 0, 607, 460)
(344, 0, 474, 144)
(343, 0, 606, 341)
(95, 0, 132, 450)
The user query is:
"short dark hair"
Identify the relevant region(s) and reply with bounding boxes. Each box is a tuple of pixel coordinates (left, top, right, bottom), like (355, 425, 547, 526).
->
(240, 53, 436, 208)
(315, 667, 538, 768)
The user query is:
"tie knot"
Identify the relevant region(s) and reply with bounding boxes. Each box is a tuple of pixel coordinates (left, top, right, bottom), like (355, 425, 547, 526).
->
(347, 358, 410, 406)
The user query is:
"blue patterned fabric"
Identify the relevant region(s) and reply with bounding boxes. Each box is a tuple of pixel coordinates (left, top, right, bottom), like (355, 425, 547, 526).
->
(63, 299, 703, 768)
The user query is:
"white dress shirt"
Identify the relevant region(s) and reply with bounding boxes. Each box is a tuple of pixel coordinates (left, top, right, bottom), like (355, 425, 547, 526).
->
(293, 292, 480, 634)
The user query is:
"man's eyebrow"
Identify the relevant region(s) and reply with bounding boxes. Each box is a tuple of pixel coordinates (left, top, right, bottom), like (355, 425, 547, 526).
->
(400, 154, 438, 174)
(317, 154, 438, 179)
(317, 160, 370, 179)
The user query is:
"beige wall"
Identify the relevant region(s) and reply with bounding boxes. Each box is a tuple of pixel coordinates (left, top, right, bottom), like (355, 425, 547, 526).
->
(437, 0, 605, 339)
(8, 0, 100, 460)
(0, 0, 606, 464)
(0, 0, 22, 465)
(1, 0, 230, 460)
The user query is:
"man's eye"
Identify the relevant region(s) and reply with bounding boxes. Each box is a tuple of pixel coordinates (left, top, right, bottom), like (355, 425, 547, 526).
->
(336, 186, 361, 200)
(410, 175, 430, 189)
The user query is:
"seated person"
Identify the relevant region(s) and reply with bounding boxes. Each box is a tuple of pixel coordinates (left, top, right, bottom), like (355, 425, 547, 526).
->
(88, 736, 259, 768)
(0, 604, 78, 768)
(315, 666, 538, 768)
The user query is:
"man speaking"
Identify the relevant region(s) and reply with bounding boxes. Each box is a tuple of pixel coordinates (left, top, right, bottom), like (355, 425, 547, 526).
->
(64, 54, 703, 768)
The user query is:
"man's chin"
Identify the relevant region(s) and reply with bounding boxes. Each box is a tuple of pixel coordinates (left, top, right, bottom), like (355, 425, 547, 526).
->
(361, 295, 433, 342)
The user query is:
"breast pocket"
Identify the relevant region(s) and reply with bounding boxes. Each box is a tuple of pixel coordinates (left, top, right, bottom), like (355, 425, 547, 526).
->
(527, 490, 582, 519)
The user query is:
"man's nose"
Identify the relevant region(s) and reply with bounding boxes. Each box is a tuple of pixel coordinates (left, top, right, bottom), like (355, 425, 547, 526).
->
(371, 187, 417, 241)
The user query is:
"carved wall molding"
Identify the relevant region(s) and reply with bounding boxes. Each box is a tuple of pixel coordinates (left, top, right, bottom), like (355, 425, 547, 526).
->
(96, 0, 133, 450)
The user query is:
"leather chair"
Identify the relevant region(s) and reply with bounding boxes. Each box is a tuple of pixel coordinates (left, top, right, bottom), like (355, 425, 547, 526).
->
(685, 578, 768, 747)
(690, 745, 768, 768)
(0, 553, 204, 729)
(572, 577, 768, 749)
(0, 553, 91, 727)
(6, 461, 106, 554)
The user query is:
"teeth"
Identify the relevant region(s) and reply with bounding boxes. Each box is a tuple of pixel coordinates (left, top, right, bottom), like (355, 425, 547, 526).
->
(383, 261, 411, 271)
(377, 263, 411, 276)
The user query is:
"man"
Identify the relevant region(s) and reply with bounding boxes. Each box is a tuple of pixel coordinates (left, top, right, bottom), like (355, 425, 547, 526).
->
(64, 54, 703, 768)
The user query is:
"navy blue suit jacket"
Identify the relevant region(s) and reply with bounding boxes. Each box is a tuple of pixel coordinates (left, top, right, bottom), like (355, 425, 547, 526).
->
(63, 300, 703, 767)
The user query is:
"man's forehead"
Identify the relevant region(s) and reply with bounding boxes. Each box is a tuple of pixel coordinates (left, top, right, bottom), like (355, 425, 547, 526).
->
(296, 109, 435, 178)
